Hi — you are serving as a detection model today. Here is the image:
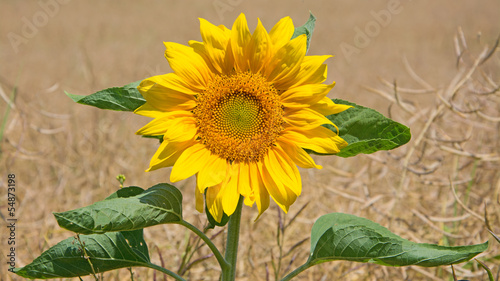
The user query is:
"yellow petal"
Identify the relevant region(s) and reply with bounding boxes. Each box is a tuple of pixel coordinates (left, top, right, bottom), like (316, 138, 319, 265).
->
(164, 117, 198, 142)
(217, 23, 231, 35)
(258, 153, 298, 212)
(164, 42, 213, 90)
(282, 126, 348, 154)
(281, 83, 335, 108)
(197, 154, 228, 189)
(266, 34, 307, 90)
(243, 196, 254, 207)
(237, 162, 251, 198)
(135, 116, 169, 136)
(265, 147, 301, 197)
(249, 162, 269, 219)
(310, 96, 353, 116)
(248, 19, 271, 73)
(257, 161, 286, 212)
(188, 40, 219, 75)
(138, 73, 199, 96)
(289, 55, 331, 87)
(283, 107, 334, 130)
(134, 103, 171, 118)
(277, 138, 322, 169)
(139, 81, 196, 112)
(136, 112, 194, 137)
(206, 183, 224, 223)
(200, 18, 229, 50)
(195, 185, 204, 213)
(230, 13, 251, 72)
(259, 157, 287, 204)
(221, 165, 240, 217)
(170, 143, 211, 182)
(198, 18, 233, 74)
(269, 16, 295, 51)
(147, 140, 195, 172)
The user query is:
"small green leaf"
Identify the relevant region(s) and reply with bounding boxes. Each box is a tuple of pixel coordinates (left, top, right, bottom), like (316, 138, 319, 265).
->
(291, 12, 316, 52)
(142, 135, 164, 144)
(325, 99, 411, 157)
(14, 230, 150, 279)
(65, 80, 146, 111)
(54, 184, 182, 234)
(309, 213, 488, 267)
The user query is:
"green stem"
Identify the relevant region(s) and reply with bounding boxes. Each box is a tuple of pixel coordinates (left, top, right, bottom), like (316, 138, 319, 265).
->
(222, 196, 244, 281)
(178, 220, 229, 272)
(146, 263, 186, 281)
(281, 262, 313, 281)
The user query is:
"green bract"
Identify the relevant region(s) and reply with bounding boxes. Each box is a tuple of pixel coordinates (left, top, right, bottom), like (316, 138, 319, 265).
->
(291, 12, 316, 51)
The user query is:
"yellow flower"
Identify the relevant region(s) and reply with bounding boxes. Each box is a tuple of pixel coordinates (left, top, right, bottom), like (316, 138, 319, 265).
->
(135, 13, 351, 222)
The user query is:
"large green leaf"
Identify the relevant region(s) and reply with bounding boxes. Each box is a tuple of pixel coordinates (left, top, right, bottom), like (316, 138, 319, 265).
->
(326, 99, 411, 157)
(65, 80, 145, 111)
(309, 213, 488, 267)
(14, 230, 150, 279)
(291, 12, 316, 52)
(53, 184, 183, 234)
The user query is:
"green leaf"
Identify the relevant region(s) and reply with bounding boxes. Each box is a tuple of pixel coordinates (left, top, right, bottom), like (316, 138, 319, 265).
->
(309, 213, 488, 267)
(104, 186, 144, 200)
(325, 99, 411, 157)
(65, 80, 146, 111)
(54, 184, 183, 234)
(14, 230, 150, 279)
(142, 134, 164, 144)
(291, 11, 316, 52)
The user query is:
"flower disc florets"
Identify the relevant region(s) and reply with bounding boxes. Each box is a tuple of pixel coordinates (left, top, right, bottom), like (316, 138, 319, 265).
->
(194, 71, 283, 163)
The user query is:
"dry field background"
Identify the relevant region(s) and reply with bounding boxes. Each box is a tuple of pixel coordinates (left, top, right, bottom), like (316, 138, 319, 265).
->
(1, 0, 500, 280)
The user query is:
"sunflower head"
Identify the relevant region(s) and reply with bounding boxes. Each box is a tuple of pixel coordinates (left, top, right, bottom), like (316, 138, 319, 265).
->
(135, 13, 351, 222)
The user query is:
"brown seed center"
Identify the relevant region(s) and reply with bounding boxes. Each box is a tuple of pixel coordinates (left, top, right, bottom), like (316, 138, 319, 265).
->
(194, 72, 283, 163)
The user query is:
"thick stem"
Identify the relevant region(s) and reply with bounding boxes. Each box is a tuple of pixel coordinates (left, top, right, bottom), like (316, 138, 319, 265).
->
(222, 196, 244, 281)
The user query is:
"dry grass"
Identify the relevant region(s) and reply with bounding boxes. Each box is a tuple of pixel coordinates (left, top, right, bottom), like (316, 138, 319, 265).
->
(1, 1, 499, 280)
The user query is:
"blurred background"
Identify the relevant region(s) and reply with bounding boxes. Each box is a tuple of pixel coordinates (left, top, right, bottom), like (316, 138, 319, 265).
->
(1, 0, 499, 280)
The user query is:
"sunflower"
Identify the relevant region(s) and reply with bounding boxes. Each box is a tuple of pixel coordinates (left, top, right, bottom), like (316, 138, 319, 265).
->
(135, 13, 351, 222)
